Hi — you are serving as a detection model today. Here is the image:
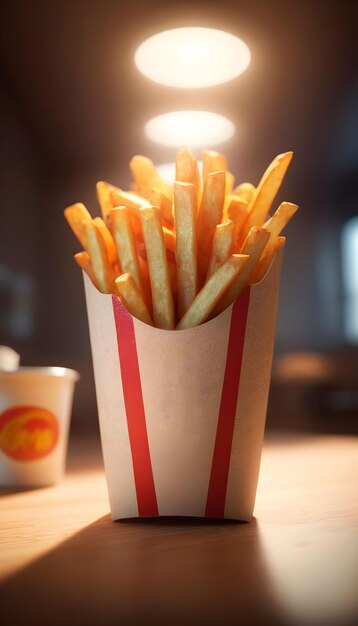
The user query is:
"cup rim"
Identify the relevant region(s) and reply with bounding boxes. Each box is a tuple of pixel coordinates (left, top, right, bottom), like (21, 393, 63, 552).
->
(0, 366, 80, 382)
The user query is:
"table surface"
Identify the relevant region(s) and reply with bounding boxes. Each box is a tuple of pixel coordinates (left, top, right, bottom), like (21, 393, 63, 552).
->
(1, 434, 357, 626)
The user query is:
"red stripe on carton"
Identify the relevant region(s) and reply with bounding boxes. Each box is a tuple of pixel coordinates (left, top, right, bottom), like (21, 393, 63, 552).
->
(112, 296, 159, 516)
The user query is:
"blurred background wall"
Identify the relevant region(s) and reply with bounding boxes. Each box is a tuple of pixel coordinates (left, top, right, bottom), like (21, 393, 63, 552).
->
(0, 0, 357, 435)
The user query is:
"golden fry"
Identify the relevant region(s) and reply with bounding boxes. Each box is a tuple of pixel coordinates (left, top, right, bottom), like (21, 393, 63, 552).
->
(150, 187, 173, 225)
(175, 148, 201, 205)
(74, 251, 98, 288)
(225, 171, 235, 197)
(64, 203, 92, 250)
(96, 181, 113, 220)
(234, 182, 255, 204)
(110, 184, 176, 253)
(93, 217, 119, 269)
(136, 244, 153, 312)
(202, 150, 227, 183)
(197, 170, 226, 259)
(177, 254, 249, 330)
(262, 201, 299, 236)
(139, 207, 174, 329)
(227, 196, 249, 250)
(130, 155, 169, 200)
(85, 222, 114, 293)
(109, 184, 151, 211)
(110, 207, 143, 294)
(212, 227, 270, 317)
(251, 236, 286, 284)
(174, 182, 198, 317)
(115, 273, 153, 326)
(207, 220, 235, 279)
(247, 151, 293, 230)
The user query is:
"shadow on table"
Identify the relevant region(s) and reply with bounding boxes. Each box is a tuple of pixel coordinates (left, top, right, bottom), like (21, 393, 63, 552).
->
(0, 514, 287, 626)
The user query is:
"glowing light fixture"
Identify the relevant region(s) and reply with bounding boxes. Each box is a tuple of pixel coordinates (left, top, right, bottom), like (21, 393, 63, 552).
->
(135, 27, 251, 88)
(145, 111, 235, 148)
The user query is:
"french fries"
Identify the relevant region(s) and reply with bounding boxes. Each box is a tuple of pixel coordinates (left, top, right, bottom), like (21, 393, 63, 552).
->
(207, 220, 235, 279)
(115, 273, 153, 326)
(246, 151, 293, 231)
(96, 181, 113, 220)
(64, 203, 92, 251)
(85, 221, 114, 294)
(92, 217, 118, 269)
(251, 236, 286, 284)
(177, 255, 249, 330)
(174, 182, 198, 317)
(197, 170, 226, 275)
(234, 182, 255, 204)
(202, 150, 227, 184)
(150, 187, 173, 225)
(65, 147, 297, 329)
(212, 227, 270, 317)
(74, 251, 97, 288)
(130, 155, 170, 200)
(139, 207, 174, 330)
(226, 196, 249, 250)
(110, 207, 143, 294)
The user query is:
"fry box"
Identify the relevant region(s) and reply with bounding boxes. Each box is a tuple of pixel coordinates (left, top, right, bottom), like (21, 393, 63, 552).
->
(0, 367, 79, 488)
(84, 251, 283, 521)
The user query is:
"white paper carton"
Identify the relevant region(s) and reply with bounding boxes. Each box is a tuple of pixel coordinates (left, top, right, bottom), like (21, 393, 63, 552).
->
(84, 251, 283, 521)
(0, 367, 79, 488)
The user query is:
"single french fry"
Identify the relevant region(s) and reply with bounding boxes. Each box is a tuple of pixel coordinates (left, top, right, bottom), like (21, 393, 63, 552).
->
(96, 181, 113, 220)
(225, 171, 235, 197)
(207, 220, 235, 279)
(110, 207, 143, 294)
(234, 182, 255, 204)
(227, 196, 249, 250)
(139, 207, 174, 329)
(136, 244, 153, 312)
(212, 227, 270, 317)
(177, 254, 249, 330)
(110, 184, 176, 254)
(93, 216, 119, 269)
(251, 236, 286, 284)
(109, 184, 151, 211)
(64, 203, 92, 250)
(150, 187, 173, 225)
(85, 221, 114, 293)
(262, 201, 299, 236)
(74, 251, 98, 289)
(138, 242, 177, 305)
(174, 182, 198, 317)
(202, 150, 227, 184)
(247, 151, 293, 230)
(115, 273, 153, 326)
(175, 148, 202, 205)
(197, 170, 226, 260)
(130, 155, 169, 200)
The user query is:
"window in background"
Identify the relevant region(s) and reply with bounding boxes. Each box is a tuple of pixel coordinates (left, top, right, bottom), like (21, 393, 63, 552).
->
(342, 216, 358, 343)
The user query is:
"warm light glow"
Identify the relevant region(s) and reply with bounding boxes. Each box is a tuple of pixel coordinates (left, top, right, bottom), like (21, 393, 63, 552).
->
(156, 161, 203, 184)
(134, 27, 251, 88)
(145, 111, 235, 148)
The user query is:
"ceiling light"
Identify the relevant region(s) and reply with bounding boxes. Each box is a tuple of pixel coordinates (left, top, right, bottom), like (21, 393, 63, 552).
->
(135, 27, 251, 88)
(145, 111, 235, 148)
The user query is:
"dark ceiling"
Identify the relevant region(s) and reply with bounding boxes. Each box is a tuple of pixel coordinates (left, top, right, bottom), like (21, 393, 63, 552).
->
(1, 0, 356, 182)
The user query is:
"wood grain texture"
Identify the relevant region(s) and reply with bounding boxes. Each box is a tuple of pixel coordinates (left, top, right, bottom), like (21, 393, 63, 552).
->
(0, 434, 357, 626)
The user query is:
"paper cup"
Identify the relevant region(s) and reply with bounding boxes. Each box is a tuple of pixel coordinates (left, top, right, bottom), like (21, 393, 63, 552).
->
(0, 367, 79, 488)
(84, 251, 283, 521)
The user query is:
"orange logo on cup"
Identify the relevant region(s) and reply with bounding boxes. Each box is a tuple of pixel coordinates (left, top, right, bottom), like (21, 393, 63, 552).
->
(0, 406, 59, 461)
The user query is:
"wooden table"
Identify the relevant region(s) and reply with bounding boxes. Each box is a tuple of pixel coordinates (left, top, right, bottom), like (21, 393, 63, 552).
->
(1, 434, 357, 626)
